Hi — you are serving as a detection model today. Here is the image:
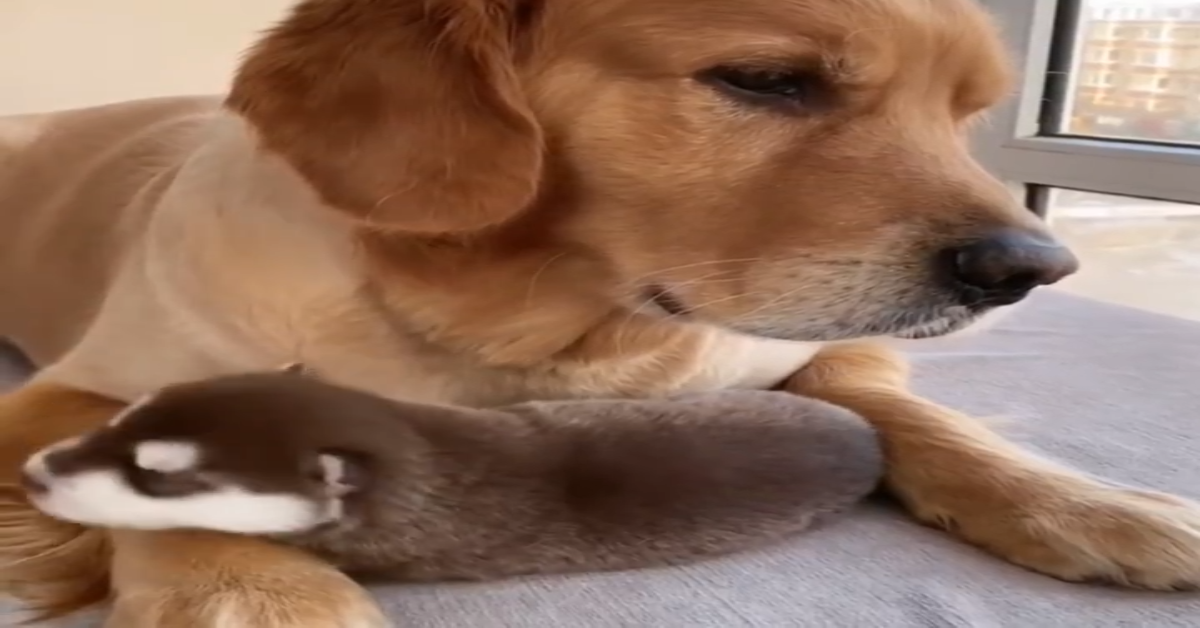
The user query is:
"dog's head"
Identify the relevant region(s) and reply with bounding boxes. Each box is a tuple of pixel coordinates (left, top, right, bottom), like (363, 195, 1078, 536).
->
(228, 0, 1077, 343)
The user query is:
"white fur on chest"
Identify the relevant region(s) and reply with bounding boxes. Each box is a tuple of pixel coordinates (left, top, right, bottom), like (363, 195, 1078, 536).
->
(677, 331, 823, 393)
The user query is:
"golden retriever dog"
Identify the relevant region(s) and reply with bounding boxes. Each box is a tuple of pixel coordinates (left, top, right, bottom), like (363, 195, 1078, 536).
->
(2, 0, 1198, 625)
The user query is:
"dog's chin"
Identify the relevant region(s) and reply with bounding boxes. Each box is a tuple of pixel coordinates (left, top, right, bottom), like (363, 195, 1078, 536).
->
(887, 316, 977, 340)
(901, 302, 1018, 341)
(641, 285, 1019, 343)
(733, 313, 984, 343)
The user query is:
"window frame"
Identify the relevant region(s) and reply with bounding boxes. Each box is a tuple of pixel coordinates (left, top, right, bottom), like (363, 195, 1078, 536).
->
(973, 0, 1200, 206)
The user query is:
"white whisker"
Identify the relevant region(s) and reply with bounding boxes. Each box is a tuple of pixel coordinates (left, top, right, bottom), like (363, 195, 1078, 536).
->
(618, 257, 766, 291)
(524, 253, 567, 308)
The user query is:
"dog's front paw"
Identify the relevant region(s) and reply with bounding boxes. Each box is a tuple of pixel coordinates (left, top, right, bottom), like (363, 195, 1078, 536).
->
(920, 479, 1200, 590)
(106, 564, 389, 628)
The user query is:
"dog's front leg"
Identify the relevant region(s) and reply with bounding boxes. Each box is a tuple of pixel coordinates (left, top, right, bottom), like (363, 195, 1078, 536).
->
(784, 342, 1200, 590)
(105, 530, 386, 628)
(0, 381, 388, 627)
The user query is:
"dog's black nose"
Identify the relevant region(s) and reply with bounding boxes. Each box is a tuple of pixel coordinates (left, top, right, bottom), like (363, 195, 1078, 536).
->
(948, 230, 1079, 304)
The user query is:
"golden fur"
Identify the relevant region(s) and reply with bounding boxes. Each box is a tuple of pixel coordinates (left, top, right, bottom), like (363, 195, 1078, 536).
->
(1, 0, 1198, 625)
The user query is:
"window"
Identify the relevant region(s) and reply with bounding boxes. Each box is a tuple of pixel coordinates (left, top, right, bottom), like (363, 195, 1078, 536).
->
(1048, 190, 1200, 322)
(1085, 46, 1120, 62)
(1130, 73, 1155, 91)
(1080, 71, 1114, 87)
(1093, 22, 1117, 38)
(975, 0, 1200, 321)
(1129, 73, 1172, 92)
(1134, 48, 1173, 67)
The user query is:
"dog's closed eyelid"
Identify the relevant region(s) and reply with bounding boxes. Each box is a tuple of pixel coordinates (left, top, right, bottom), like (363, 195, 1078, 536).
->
(697, 64, 839, 113)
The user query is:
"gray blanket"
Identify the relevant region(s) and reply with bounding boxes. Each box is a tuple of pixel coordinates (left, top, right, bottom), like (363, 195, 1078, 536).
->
(8, 290, 1200, 627)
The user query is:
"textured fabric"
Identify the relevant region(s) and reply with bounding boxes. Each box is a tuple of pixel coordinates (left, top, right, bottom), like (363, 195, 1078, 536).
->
(8, 290, 1200, 627)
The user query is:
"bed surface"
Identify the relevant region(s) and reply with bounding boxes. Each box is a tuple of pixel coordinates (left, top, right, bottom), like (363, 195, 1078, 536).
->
(8, 290, 1200, 627)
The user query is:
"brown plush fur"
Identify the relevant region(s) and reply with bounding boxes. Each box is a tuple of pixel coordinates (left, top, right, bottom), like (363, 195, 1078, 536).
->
(26, 375, 882, 581)
(1, 0, 1199, 625)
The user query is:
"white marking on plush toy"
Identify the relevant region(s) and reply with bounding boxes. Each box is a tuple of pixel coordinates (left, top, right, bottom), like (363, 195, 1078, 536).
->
(134, 440, 200, 473)
(107, 393, 155, 427)
(318, 453, 355, 497)
(314, 453, 357, 521)
(28, 469, 327, 534)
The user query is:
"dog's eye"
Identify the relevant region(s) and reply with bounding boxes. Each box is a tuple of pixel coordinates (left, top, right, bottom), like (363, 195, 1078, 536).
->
(700, 66, 833, 110)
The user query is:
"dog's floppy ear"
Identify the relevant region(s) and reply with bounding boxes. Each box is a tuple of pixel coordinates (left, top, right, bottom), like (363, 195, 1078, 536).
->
(227, 0, 543, 234)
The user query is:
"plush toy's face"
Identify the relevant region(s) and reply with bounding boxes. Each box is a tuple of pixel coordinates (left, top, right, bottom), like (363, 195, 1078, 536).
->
(21, 381, 368, 535)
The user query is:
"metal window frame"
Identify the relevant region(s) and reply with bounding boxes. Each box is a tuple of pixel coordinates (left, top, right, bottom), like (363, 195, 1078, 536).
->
(973, 0, 1200, 205)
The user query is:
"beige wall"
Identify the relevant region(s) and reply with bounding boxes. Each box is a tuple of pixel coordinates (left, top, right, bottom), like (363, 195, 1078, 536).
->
(0, 1, 294, 115)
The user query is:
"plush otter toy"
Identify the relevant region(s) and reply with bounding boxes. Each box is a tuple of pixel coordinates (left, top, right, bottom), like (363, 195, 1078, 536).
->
(21, 367, 882, 581)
